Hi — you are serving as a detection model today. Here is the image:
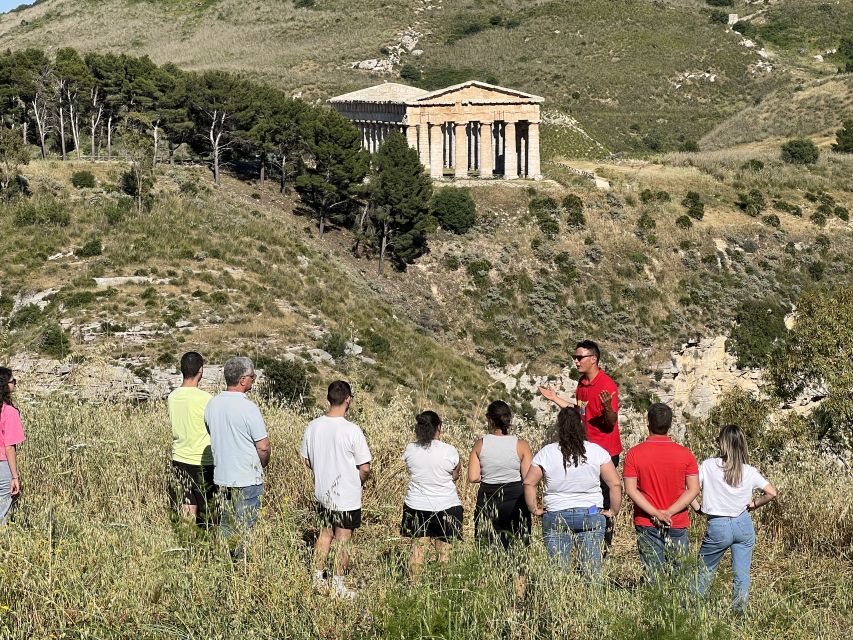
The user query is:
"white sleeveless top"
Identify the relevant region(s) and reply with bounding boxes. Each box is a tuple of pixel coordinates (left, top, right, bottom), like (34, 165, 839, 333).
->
(480, 434, 522, 484)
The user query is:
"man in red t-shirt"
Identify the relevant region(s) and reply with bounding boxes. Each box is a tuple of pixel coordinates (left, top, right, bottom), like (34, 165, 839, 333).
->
(623, 403, 699, 579)
(539, 339, 621, 549)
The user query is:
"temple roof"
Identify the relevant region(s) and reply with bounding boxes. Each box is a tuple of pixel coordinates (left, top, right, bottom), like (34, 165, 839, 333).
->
(328, 83, 429, 104)
(410, 81, 544, 104)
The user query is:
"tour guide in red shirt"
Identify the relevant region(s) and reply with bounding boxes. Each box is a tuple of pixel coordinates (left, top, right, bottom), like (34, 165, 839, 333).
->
(623, 403, 699, 579)
(539, 339, 621, 549)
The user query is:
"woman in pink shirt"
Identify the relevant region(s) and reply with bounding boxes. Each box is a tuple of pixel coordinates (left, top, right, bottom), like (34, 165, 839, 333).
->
(0, 367, 25, 525)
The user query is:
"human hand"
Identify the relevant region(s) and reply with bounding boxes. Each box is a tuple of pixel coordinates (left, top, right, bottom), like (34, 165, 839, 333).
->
(599, 390, 614, 408)
(10, 477, 19, 496)
(602, 509, 617, 518)
(746, 500, 756, 512)
(532, 506, 545, 517)
(538, 386, 558, 403)
(653, 509, 673, 526)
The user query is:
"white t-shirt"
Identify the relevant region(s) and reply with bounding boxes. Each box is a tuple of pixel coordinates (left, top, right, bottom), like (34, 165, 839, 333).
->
(402, 440, 461, 512)
(699, 458, 769, 517)
(300, 415, 372, 511)
(532, 441, 612, 511)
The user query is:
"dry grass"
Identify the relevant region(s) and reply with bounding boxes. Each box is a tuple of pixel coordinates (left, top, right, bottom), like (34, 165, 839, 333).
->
(0, 393, 849, 638)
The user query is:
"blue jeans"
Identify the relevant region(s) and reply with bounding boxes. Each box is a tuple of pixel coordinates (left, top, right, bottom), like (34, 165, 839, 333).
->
(542, 508, 606, 578)
(697, 512, 755, 611)
(636, 525, 690, 580)
(0, 461, 13, 526)
(220, 484, 264, 542)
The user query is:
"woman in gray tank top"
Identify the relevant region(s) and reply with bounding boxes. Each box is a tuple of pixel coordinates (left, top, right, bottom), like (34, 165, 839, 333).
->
(468, 400, 533, 548)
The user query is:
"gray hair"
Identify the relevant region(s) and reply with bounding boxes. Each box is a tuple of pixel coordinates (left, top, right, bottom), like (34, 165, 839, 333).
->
(224, 356, 254, 386)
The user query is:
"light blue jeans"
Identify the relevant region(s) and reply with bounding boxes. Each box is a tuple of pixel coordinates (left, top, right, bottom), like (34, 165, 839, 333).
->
(0, 461, 13, 525)
(636, 525, 690, 580)
(542, 508, 606, 579)
(697, 511, 756, 611)
(220, 484, 264, 543)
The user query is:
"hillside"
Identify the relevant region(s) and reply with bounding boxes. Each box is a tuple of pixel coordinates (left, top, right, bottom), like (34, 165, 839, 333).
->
(1, 0, 836, 155)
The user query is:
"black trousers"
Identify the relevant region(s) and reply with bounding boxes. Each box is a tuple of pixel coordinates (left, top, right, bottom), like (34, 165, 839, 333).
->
(601, 454, 621, 552)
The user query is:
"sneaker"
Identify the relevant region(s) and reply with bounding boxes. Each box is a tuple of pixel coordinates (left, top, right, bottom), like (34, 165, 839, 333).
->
(331, 575, 356, 600)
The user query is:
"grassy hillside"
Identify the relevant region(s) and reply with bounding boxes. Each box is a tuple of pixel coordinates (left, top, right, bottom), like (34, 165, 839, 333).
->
(0, 0, 795, 154)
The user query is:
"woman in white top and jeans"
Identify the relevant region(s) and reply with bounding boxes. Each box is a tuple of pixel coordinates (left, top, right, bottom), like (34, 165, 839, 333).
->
(523, 407, 622, 578)
(468, 400, 533, 548)
(401, 410, 462, 578)
(692, 425, 778, 611)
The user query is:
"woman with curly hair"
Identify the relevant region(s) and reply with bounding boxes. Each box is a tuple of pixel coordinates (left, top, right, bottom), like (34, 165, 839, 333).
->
(401, 410, 462, 579)
(523, 407, 621, 578)
(468, 400, 532, 548)
(0, 367, 25, 525)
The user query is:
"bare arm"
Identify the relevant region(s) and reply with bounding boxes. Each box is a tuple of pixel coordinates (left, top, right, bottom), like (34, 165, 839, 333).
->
(624, 476, 668, 524)
(518, 440, 533, 482)
(598, 391, 618, 433)
(358, 462, 371, 485)
(661, 475, 700, 521)
(451, 460, 461, 482)
(538, 386, 572, 409)
(5, 445, 19, 496)
(599, 461, 622, 517)
(467, 439, 483, 483)
(302, 457, 312, 470)
(748, 483, 778, 511)
(522, 465, 545, 516)
(254, 437, 271, 468)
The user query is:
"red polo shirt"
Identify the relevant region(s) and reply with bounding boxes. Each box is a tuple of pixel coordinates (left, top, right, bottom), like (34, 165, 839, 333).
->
(623, 435, 699, 528)
(575, 370, 621, 456)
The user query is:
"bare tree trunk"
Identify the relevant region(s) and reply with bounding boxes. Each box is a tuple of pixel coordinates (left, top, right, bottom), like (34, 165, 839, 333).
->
(90, 92, 102, 160)
(208, 110, 225, 185)
(22, 121, 27, 145)
(32, 98, 47, 159)
(352, 203, 370, 257)
(379, 223, 388, 274)
(67, 91, 81, 160)
(280, 152, 286, 193)
(152, 119, 160, 167)
(58, 99, 67, 161)
(107, 114, 112, 159)
(260, 156, 265, 184)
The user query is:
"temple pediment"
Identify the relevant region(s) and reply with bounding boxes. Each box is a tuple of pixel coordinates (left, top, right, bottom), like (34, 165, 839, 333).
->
(409, 81, 544, 106)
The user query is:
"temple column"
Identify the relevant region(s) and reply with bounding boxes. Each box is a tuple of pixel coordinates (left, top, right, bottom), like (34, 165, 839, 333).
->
(417, 123, 430, 168)
(520, 126, 528, 177)
(479, 121, 493, 178)
(527, 121, 541, 178)
(504, 121, 518, 179)
(406, 125, 418, 151)
(454, 121, 468, 178)
(429, 122, 444, 179)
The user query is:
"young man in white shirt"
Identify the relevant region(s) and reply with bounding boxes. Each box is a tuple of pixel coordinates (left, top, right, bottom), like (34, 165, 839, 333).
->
(301, 380, 372, 599)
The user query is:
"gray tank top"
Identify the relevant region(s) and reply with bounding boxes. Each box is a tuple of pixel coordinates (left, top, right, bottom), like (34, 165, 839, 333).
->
(480, 434, 521, 484)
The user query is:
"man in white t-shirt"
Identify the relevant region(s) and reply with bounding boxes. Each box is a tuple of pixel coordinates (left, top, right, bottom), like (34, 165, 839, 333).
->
(300, 380, 371, 599)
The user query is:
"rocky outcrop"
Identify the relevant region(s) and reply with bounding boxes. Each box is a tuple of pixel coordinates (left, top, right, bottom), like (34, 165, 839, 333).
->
(352, 26, 423, 74)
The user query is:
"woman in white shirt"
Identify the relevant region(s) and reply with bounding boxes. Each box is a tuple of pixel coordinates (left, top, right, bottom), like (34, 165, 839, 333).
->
(523, 407, 621, 578)
(692, 425, 778, 611)
(401, 410, 462, 578)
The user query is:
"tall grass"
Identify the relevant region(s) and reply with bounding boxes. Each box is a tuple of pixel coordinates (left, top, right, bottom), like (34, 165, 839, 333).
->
(0, 393, 850, 638)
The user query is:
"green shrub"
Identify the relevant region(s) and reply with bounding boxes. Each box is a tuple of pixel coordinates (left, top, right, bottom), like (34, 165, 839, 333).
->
(781, 138, 820, 165)
(294, 0, 314, 8)
(736, 189, 766, 217)
(810, 211, 828, 227)
(706, 0, 733, 6)
(709, 9, 729, 24)
(642, 133, 662, 152)
(431, 187, 476, 234)
(636, 212, 656, 231)
(681, 191, 705, 220)
(679, 139, 699, 152)
(444, 254, 460, 271)
(728, 298, 787, 368)
(762, 214, 781, 228)
(808, 261, 825, 281)
(75, 238, 103, 258)
(466, 258, 492, 288)
(209, 291, 229, 305)
(741, 159, 765, 172)
(8, 304, 43, 329)
(814, 234, 831, 255)
(562, 194, 586, 228)
(732, 20, 757, 38)
(14, 200, 71, 227)
(832, 119, 853, 153)
(446, 14, 488, 44)
(258, 358, 312, 406)
(321, 331, 347, 359)
(71, 170, 96, 189)
(363, 329, 391, 356)
(640, 189, 670, 204)
(834, 206, 849, 222)
(39, 323, 71, 359)
(774, 200, 802, 217)
(399, 64, 422, 83)
(553, 251, 578, 284)
(676, 215, 693, 229)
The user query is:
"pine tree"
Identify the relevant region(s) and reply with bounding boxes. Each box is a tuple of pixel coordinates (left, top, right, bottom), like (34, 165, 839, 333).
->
(832, 119, 853, 154)
(370, 131, 434, 273)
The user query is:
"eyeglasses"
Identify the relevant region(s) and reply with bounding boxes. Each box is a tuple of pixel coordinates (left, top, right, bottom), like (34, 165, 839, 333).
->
(8, 379, 16, 385)
(572, 354, 594, 361)
(241, 373, 257, 381)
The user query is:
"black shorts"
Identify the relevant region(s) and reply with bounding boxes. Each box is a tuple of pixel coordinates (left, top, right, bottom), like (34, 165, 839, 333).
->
(317, 503, 362, 530)
(169, 461, 217, 522)
(474, 481, 531, 548)
(401, 504, 463, 542)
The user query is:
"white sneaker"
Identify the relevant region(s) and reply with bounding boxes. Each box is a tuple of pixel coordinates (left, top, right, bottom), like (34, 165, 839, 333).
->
(331, 575, 356, 600)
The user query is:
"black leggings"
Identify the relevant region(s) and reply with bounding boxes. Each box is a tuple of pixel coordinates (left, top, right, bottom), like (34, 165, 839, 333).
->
(474, 481, 532, 549)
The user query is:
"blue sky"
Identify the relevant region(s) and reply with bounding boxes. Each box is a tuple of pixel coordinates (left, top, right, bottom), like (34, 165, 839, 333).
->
(0, 1, 34, 13)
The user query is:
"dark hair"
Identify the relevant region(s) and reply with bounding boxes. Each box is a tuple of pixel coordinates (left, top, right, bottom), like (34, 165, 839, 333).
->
(647, 403, 673, 435)
(485, 400, 512, 434)
(415, 410, 442, 447)
(0, 367, 14, 407)
(327, 380, 352, 406)
(180, 352, 204, 379)
(556, 407, 587, 469)
(575, 339, 601, 363)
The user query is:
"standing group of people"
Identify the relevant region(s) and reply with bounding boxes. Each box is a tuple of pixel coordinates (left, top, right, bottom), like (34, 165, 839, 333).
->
(165, 341, 778, 609)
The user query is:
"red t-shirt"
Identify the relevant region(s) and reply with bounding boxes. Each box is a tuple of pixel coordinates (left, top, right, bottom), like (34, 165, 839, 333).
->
(623, 436, 698, 528)
(575, 370, 621, 456)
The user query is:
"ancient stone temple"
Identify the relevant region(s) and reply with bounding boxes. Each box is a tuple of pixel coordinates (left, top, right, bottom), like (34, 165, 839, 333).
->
(329, 81, 544, 180)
